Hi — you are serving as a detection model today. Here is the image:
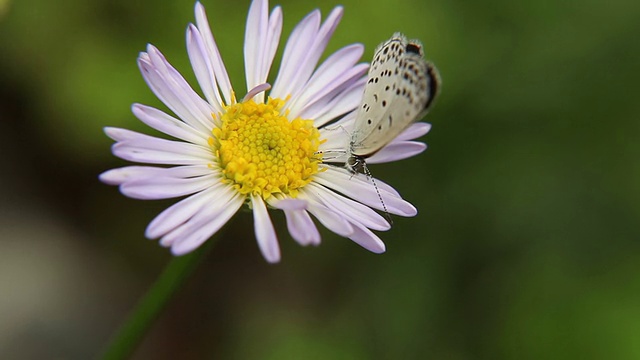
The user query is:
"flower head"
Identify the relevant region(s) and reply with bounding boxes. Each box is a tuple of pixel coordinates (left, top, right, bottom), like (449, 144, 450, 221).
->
(100, 0, 430, 263)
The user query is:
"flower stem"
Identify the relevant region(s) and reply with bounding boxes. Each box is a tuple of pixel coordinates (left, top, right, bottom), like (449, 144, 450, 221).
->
(100, 239, 216, 360)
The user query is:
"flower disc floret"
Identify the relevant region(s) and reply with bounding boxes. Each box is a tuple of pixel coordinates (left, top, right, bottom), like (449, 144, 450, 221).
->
(211, 97, 323, 199)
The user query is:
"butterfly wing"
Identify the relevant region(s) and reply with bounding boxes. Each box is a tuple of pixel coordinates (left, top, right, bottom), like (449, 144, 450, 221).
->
(350, 33, 440, 157)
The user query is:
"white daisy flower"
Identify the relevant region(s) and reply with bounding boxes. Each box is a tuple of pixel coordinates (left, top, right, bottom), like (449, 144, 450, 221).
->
(100, 0, 429, 263)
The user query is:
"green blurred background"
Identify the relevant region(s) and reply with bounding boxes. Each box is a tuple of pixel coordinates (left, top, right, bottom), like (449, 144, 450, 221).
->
(1, 0, 640, 358)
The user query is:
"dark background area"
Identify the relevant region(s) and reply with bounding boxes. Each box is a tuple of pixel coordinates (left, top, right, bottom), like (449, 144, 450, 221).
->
(1, 0, 639, 358)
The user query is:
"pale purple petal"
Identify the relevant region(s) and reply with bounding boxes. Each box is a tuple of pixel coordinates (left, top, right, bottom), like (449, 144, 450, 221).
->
(195, 2, 234, 105)
(395, 122, 431, 141)
(251, 195, 281, 263)
(284, 6, 344, 99)
(360, 122, 431, 165)
(244, 0, 268, 95)
(106, 127, 213, 165)
(259, 7, 282, 98)
(146, 184, 227, 238)
(120, 173, 218, 200)
(137, 57, 209, 134)
(112, 144, 211, 165)
(314, 168, 417, 216)
(139, 46, 215, 132)
(105, 127, 211, 153)
(305, 76, 366, 127)
(186, 24, 224, 115)
(320, 105, 359, 132)
(317, 112, 355, 152)
(132, 104, 209, 146)
(100, 165, 215, 186)
(100, 166, 159, 185)
(242, 83, 272, 102)
(291, 63, 367, 121)
(159, 185, 241, 248)
(271, 6, 345, 102)
(269, 198, 321, 246)
(306, 183, 390, 231)
(104, 127, 154, 142)
(287, 44, 365, 117)
(320, 165, 401, 196)
(367, 141, 427, 164)
(169, 192, 244, 255)
(302, 195, 354, 237)
(269, 198, 307, 210)
(159, 186, 237, 247)
(317, 149, 349, 167)
(348, 223, 386, 253)
(133, 165, 214, 178)
(244, 0, 282, 103)
(270, 9, 321, 98)
(285, 209, 321, 246)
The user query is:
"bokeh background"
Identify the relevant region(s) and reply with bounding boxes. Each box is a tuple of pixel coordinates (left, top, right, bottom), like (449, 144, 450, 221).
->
(1, 0, 640, 358)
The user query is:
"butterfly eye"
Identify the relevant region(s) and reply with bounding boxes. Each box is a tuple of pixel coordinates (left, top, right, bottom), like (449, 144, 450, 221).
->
(406, 43, 421, 55)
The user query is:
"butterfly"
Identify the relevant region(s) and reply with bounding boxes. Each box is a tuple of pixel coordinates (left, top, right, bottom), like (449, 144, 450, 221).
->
(346, 32, 441, 173)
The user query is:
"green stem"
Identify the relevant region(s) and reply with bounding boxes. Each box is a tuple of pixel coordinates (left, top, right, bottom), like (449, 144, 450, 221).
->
(100, 238, 216, 360)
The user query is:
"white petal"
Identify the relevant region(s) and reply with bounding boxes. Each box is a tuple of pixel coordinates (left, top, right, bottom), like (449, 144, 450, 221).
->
(195, 2, 234, 105)
(169, 192, 244, 255)
(366, 141, 427, 164)
(146, 184, 225, 238)
(131, 104, 208, 146)
(251, 195, 281, 263)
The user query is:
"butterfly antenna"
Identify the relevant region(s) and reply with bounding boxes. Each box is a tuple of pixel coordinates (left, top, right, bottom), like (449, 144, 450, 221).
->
(361, 161, 393, 226)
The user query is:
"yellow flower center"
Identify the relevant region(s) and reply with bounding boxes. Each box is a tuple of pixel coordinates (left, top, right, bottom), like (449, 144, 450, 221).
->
(210, 97, 324, 200)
